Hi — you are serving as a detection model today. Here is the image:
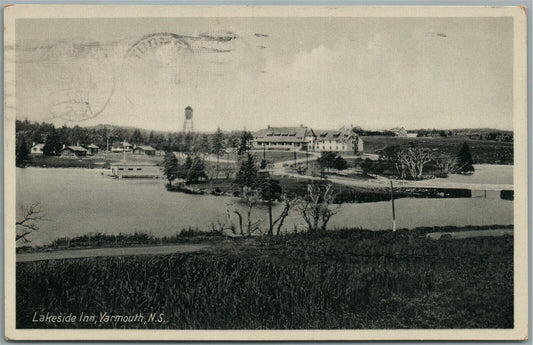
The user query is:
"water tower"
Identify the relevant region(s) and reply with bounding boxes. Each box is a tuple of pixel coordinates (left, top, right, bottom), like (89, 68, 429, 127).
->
(183, 106, 194, 132)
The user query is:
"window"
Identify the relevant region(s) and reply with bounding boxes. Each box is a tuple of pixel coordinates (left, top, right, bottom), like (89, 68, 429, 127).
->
(118, 168, 124, 171)
(137, 168, 142, 171)
(128, 168, 134, 171)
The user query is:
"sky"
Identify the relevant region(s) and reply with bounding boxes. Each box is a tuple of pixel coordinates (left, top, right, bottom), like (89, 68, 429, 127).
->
(13, 16, 513, 132)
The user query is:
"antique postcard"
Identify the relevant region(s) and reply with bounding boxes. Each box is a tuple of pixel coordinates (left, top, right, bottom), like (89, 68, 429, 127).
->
(4, 5, 528, 341)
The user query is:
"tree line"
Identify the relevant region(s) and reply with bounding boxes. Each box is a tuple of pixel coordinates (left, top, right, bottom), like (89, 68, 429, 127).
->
(15, 119, 254, 165)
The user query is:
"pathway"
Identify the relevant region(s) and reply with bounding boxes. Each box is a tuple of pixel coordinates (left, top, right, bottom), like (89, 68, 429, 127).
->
(17, 243, 211, 263)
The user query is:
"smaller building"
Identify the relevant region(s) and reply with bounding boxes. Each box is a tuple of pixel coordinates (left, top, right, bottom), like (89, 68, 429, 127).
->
(59, 145, 88, 158)
(133, 145, 156, 156)
(110, 163, 161, 178)
(85, 144, 100, 155)
(30, 143, 44, 156)
(390, 127, 408, 137)
(111, 141, 133, 152)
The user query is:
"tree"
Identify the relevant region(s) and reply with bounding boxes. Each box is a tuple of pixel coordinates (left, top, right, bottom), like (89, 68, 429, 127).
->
(231, 190, 262, 236)
(237, 131, 254, 155)
(258, 176, 283, 236)
(43, 128, 62, 156)
(187, 156, 207, 183)
(296, 181, 340, 233)
(16, 202, 45, 243)
(16, 134, 29, 166)
(196, 134, 211, 155)
(397, 146, 433, 180)
(211, 127, 226, 179)
(456, 141, 475, 174)
(178, 155, 193, 180)
(130, 129, 144, 144)
(379, 145, 406, 179)
(318, 151, 337, 172)
(259, 159, 268, 170)
(434, 154, 459, 177)
(235, 153, 258, 189)
(332, 156, 348, 170)
(259, 177, 296, 236)
(163, 151, 179, 188)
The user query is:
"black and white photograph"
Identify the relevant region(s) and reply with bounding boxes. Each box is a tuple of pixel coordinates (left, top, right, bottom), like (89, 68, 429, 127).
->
(3, 5, 528, 341)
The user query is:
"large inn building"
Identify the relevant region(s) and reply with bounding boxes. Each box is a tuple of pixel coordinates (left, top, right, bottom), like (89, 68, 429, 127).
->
(252, 125, 363, 154)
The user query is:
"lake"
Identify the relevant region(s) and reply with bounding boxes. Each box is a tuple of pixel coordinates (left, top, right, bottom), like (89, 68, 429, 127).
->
(16, 168, 514, 246)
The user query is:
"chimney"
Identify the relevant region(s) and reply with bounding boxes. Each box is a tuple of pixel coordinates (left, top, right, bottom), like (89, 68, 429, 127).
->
(76, 141, 80, 147)
(62, 144, 66, 149)
(267, 125, 270, 129)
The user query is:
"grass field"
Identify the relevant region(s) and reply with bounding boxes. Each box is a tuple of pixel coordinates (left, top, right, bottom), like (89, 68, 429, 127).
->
(17, 227, 513, 329)
(362, 137, 513, 164)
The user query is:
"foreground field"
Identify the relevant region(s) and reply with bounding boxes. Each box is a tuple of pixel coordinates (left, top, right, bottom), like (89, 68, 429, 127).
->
(361, 136, 513, 164)
(17, 227, 513, 329)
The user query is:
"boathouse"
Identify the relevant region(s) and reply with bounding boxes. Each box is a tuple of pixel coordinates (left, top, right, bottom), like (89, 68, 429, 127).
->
(110, 163, 161, 178)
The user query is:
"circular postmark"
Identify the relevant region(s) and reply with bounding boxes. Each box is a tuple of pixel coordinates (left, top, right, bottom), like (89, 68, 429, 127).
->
(47, 33, 195, 123)
(124, 32, 193, 62)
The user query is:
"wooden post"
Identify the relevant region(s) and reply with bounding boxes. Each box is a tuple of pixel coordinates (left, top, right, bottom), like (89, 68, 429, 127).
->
(390, 180, 396, 231)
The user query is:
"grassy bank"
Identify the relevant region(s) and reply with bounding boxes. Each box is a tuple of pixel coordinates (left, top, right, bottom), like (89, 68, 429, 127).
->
(362, 136, 513, 165)
(17, 226, 513, 329)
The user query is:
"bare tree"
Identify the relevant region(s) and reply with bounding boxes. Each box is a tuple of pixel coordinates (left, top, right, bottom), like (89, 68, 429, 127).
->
(397, 147, 433, 180)
(230, 189, 263, 236)
(16, 201, 45, 243)
(434, 154, 459, 177)
(296, 182, 340, 233)
(272, 197, 297, 236)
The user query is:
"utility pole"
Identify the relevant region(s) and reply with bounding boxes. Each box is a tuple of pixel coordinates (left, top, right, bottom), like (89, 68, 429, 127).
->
(123, 139, 126, 162)
(390, 180, 396, 231)
(306, 144, 309, 170)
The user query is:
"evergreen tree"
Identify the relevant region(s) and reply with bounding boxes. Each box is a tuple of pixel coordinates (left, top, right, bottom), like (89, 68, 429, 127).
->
(235, 153, 258, 189)
(187, 156, 207, 183)
(211, 127, 225, 178)
(197, 134, 211, 154)
(43, 128, 62, 156)
(237, 131, 254, 155)
(456, 141, 475, 173)
(130, 129, 144, 145)
(163, 151, 179, 188)
(178, 155, 193, 180)
(148, 131, 155, 147)
(16, 134, 29, 166)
